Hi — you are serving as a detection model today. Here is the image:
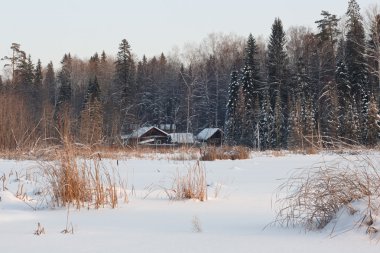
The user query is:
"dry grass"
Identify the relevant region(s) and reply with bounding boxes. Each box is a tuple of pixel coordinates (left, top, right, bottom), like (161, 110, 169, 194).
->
(273, 155, 380, 231)
(167, 161, 207, 201)
(200, 146, 250, 161)
(41, 138, 128, 209)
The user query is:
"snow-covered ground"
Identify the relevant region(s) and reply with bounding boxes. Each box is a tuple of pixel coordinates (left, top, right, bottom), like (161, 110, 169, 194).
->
(0, 153, 379, 253)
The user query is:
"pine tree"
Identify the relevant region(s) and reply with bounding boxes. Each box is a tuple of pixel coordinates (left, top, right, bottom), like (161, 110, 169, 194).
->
(2, 43, 24, 86)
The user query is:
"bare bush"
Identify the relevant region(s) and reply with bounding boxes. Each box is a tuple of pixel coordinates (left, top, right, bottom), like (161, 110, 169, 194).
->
(273, 155, 380, 231)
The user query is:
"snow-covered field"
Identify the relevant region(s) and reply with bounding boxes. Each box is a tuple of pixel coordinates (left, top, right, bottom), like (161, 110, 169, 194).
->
(1, 153, 379, 253)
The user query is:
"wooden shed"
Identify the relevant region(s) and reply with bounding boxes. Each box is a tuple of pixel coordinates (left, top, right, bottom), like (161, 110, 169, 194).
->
(121, 126, 170, 146)
(196, 128, 224, 146)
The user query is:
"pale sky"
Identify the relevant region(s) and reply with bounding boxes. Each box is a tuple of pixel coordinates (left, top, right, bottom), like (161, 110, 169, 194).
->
(0, 0, 377, 69)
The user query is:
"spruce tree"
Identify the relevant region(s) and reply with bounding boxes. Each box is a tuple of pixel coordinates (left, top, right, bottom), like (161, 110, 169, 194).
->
(287, 98, 302, 149)
(56, 54, 72, 106)
(367, 95, 380, 146)
(267, 18, 288, 148)
(89, 52, 100, 78)
(259, 88, 274, 150)
(240, 34, 260, 147)
(80, 77, 103, 144)
(367, 14, 380, 98)
(345, 0, 369, 143)
(34, 59, 43, 87)
(115, 39, 133, 105)
(335, 38, 352, 140)
(15, 53, 34, 90)
(54, 54, 72, 136)
(344, 98, 360, 143)
(114, 39, 136, 133)
(345, 0, 367, 98)
(30, 59, 43, 123)
(315, 11, 340, 142)
(225, 71, 240, 145)
(43, 62, 56, 105)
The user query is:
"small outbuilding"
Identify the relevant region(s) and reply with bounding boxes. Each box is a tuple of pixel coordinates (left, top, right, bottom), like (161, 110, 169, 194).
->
(196, 128, 224, 146)
(121, 126, 170, 146)
(169, 133, 195, 145)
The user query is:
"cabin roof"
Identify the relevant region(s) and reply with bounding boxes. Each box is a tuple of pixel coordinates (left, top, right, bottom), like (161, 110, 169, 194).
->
(196, 128, 222, 141)
(121, 126, 168, 139)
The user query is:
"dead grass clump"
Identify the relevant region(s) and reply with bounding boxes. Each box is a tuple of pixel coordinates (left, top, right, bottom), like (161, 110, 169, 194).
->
(271, 150, 286, 157)
(34, 222, 45, 235)
(41, 138, 127, 209)
(200, 146, 250, 161)
(273, 155, 380, 231)
(168, 161, 207, 201)
(305, 147, 318, 155)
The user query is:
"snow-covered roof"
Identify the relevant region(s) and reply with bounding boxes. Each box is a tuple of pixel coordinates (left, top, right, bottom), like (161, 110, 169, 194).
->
(169, 133, 195, 144)
(121, 126, 168, 139)
(196, 128, 222, 141)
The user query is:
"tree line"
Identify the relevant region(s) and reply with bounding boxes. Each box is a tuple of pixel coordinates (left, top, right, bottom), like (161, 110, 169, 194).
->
(0, 0, 379, 150)
(225, 0, 380, 149)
